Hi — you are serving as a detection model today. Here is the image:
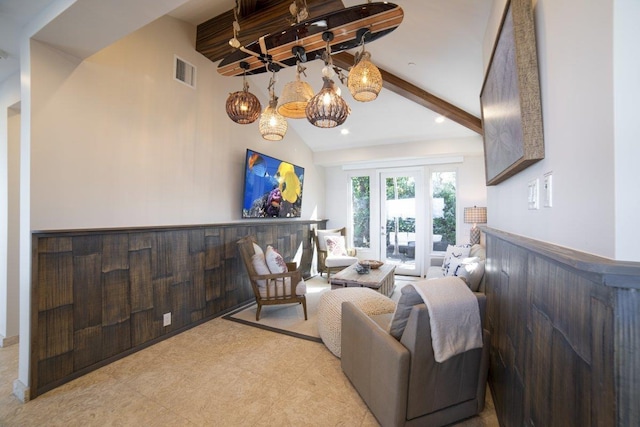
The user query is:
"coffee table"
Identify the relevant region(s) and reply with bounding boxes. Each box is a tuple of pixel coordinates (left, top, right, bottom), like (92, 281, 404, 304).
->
(330, 262, 396, 297)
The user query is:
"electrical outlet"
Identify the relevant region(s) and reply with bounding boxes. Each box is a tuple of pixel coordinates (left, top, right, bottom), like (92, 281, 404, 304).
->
(163, 312, 171, 327)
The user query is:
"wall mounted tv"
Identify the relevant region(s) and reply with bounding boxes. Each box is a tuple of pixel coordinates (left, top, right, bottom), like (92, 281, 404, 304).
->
(242, 149, 304, 218)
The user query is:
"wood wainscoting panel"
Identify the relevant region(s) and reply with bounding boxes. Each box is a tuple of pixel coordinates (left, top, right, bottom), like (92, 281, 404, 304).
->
(30, 220, 326, 398)
(483, 227, 639, 427)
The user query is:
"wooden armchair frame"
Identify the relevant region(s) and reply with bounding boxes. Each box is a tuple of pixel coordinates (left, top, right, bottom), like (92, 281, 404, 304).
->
(237, 235, 307, 321)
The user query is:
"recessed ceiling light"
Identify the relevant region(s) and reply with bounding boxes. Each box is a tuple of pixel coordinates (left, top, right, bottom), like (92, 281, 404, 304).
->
(435, 116, 445, 124)
(408, 62, 416, 67)
(341, 129, 350, 135)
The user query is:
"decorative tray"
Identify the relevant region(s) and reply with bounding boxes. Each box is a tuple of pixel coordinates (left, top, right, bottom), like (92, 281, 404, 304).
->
(358, 260, 384, 269)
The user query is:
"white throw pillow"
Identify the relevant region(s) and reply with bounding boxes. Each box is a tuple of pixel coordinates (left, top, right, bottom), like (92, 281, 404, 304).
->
(251, 253, 270, 287)
(446, 256, 485, 291)
(253, 242, 264, 257)
(324, 236, 347, 256)
(265, 245, 288, 274)
(442, 244, 472, 275)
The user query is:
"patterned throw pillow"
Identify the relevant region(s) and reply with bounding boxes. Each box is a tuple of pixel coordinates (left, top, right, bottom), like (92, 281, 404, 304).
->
(265, 245, 288, 274)
(324, 236, 347, 256)
(316, 229, 343, 251)
(442, 244, 472, 275)
(446, 256, 485, 291)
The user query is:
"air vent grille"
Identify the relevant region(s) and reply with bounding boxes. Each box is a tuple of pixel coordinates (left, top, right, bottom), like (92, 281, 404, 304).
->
(174, 56, 196, 88)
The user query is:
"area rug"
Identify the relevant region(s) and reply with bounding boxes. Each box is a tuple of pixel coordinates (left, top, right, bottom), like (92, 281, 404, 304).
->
(223, 275, 416, 342)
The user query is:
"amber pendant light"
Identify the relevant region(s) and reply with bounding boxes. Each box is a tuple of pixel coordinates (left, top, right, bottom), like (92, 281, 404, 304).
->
(225, 61, 261, 124)
(305, 32, 350, 128)
(348, 29, 383, 102)
(259, 72, 288, 140)
(278, 49, 315, 119)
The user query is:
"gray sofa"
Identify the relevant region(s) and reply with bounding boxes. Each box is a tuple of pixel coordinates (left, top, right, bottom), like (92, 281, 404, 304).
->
(426, 244, 486, 292)
(341, 289, 490, 427)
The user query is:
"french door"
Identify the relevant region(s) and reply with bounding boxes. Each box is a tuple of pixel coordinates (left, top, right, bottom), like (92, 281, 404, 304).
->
(379, 169, 424, 276)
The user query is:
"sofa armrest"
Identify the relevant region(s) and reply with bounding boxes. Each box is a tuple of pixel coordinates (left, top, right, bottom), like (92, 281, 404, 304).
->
(341, 302, 410, 427)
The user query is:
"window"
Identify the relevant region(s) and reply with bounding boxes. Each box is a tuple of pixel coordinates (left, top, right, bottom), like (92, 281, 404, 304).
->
(350, 176, 370, 248)
(431, 171, 456, 252)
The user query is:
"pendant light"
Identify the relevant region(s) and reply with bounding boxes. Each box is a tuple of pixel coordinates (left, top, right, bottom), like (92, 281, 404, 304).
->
(259, 72, 288, 141)
(348, 29, 383, 102)
(305, 32, 350, 128)
(277, 49, 315, 119)
(225, 61, 261, 124)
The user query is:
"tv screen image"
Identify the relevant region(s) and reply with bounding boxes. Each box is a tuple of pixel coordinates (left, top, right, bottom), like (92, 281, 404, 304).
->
(242, 149, 304, 218)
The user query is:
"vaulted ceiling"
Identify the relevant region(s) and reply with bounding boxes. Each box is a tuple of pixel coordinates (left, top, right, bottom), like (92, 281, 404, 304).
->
(169, 0, 493, 152)
(1, 0, 494, 153)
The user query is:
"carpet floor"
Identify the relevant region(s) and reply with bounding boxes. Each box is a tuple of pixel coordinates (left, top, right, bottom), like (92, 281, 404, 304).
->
(0, 275, 499, 427)
(223, 275, 418, 342)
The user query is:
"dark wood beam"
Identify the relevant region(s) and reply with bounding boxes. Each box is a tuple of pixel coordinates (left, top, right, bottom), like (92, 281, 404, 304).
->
(196, 0, 344, 64)
(333, 52, 483, 135)
(237, 0, 259, 17)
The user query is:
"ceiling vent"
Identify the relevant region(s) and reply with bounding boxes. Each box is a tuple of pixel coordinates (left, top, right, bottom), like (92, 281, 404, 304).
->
(174, 55, 196, 88)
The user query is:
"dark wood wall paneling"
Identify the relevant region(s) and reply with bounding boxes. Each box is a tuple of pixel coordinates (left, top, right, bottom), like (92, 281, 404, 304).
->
(483, 227, 640, 427)
(31, 220, 326, 398)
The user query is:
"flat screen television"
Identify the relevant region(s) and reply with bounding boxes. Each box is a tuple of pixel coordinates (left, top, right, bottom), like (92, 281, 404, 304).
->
(242, 149, 304, 218)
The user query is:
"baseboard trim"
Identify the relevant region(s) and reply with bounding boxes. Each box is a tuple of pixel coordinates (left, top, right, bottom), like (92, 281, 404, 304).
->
(0, 334, 19, 347)
(13, 379, 30, 403)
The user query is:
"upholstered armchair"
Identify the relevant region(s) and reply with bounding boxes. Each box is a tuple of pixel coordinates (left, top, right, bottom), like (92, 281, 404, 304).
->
(313, 227, 358, 282)
(237, 235, 307, 321)
(341, 285, 490, 427)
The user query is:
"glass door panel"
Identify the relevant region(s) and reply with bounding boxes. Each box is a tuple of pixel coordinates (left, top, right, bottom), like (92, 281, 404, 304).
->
(380, 170, 422, 276)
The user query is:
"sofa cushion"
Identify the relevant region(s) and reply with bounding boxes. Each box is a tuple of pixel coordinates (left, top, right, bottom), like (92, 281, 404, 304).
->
(442, 244, 472, 275)
(259, 278, 306, 298)
(325, 255, 358, 268)
(389, 284, 424, 340)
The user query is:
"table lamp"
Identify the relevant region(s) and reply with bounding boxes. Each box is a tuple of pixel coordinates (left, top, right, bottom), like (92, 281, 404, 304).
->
(464, 206, 487, 245)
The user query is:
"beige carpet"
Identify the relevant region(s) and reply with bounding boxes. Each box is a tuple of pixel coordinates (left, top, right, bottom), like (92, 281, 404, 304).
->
(223, 277, 329, 342)
(224, 275, 418, 341)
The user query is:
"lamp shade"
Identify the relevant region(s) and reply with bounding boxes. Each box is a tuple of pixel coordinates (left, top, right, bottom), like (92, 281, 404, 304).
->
(277, 76, 314, 119)
(305, 77, 349, 128)
(348, 51, 382, 102)
(226, 89, 261, 124)
(259, 99, 288, 141)
(464, 206, 487, 224)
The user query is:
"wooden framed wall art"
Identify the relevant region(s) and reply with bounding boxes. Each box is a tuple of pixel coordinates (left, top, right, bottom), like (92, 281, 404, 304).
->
(480, 0, 544, 186)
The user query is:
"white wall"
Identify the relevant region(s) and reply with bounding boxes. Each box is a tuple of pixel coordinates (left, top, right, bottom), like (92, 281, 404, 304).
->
(30, 16, 324, 230)
(483, 0, 628, 259)
(0, 73, 21, 345)
(613, 0, 640, 261)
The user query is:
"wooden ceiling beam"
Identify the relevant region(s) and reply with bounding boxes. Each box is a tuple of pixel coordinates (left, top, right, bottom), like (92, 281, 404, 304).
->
(237, 0, 259, 17)
(333, 52, 483, 135)
(196, 0, 344, 64)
